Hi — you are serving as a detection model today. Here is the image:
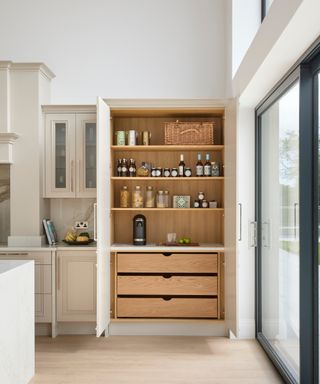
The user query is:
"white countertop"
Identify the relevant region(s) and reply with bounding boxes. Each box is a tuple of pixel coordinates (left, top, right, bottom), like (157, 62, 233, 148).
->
(0, 260, 33, 274)
(0, 242, 97, 252)
(110, 243, 224, 252)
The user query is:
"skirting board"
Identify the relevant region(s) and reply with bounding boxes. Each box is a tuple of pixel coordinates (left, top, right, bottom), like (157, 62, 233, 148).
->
(109, 321, 227, 336)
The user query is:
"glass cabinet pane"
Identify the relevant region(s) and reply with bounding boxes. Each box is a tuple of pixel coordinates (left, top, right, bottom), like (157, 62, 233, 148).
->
(55, 123, 67, 188)
(85, 122, 96, 189)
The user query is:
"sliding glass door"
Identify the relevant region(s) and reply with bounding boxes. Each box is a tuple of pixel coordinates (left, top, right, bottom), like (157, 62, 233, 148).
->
(257, 79, 300, 382)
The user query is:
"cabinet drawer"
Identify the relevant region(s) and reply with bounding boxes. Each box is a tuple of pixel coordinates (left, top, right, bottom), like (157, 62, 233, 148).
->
(117, 253, 218, 273)
(118, 275, 217, 296)
(35, 294, 52, 323)
(117, 297, 218, 318)
(0, 251, 52, 265)
(35, 265, 52, 294)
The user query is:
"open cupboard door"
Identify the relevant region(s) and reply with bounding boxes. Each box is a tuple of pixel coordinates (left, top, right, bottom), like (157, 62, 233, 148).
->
(96, 97, 111, 337)
(223, 99, 238, 337)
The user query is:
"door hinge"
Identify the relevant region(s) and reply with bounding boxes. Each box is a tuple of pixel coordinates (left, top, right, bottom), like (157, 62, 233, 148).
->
(249, 221, 257, 248)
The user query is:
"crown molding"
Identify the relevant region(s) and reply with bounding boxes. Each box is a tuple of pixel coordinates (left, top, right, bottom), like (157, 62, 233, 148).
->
(0, 132, 19, 144)
(42, 104, 96, 113)
(0, 61, 55, 80)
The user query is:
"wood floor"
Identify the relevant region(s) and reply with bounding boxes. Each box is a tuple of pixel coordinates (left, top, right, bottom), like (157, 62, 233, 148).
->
(31, 336, 284, 384)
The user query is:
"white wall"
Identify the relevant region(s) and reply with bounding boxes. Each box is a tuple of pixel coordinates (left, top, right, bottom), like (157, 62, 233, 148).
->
(0, 0, 227, 103)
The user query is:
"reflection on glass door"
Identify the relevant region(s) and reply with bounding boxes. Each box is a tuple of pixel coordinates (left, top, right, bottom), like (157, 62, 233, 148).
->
(259, 82, 300, 381)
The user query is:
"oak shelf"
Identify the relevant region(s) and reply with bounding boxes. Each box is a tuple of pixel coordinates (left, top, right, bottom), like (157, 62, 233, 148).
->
(111, 208, 224, 212)
(111, 177, 224, 181)
(111, 145, 224, 152)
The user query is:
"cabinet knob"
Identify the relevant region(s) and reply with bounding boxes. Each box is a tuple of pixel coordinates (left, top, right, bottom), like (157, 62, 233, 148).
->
(162, 253, 172, 257)
(162, 297, 172, 301)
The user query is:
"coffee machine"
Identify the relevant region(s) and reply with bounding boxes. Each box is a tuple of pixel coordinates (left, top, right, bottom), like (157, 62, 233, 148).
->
(133, 214, 146, 245)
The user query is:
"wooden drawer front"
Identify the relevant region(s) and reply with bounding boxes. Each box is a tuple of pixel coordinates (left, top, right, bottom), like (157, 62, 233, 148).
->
(117, 297, 218, 318)
(117, 253, 218, 273)
(35, 294, 52, 323)
(0, 251, 52, 265)
(35, 265, 52, 294)
(118, 275, 217, 296)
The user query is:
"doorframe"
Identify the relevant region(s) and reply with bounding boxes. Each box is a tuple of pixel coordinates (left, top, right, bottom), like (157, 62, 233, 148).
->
(255, 43, 320, 384)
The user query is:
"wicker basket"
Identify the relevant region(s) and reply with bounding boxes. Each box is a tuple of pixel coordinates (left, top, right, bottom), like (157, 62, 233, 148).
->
(164, 121, 214, 145)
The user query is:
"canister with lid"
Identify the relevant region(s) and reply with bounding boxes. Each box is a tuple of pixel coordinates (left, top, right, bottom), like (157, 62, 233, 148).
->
(132, 186, 144, 208)
(145, 186, 155, 208)
(120, 186, 130, 208)
(156, 190, 166, 208)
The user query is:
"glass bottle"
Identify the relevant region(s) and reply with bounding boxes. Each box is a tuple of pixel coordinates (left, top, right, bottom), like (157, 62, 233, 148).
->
(116, 159, 122, 176)
(132, 186, 144, 208)
(204, 154, 212, 176)
(145, 186, 155, 208)
(121, 158, 128, 177)
(156, 190, 166, 208)
(196, 153, 203, 177)
(128, 158, 136, 177)
(120, 186, 130, 208)
(211, 161, 220, 176)
(178, 154, 185, 177)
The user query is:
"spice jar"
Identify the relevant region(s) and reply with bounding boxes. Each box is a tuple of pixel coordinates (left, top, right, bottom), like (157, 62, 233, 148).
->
(120, 186, 130, 208)
(137, 162, 149, 177)
(132, 186, 144, 208)
(164, 190, 170, 208)
(193, 200, 200, 208)
(156, 190, 166, 208)
(201, 199, 209, 208)
(198, 192, 205, 201)
(145, 186, 155, 208)
(163, 168, 171, 177)
(171, 168, 178, 177)
(184, 167, 192, 177)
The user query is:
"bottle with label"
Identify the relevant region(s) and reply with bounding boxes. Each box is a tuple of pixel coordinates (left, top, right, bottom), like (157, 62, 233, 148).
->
(204, 154, 212, 176)
(116, 159, 122, 176)
(128, 158, 136, 177)
(164, 190, 170, 208)
(121, 158, 128, 177)
(120, 186, 130, 208)
(211, 162, 220, 176)
(196, 153, 203, 177)
(178, 154, 185, 177)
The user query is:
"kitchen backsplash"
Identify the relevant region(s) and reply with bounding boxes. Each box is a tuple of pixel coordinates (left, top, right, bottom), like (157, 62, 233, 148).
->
(49, 198, 96, 241)
(0, 165, 10, 244)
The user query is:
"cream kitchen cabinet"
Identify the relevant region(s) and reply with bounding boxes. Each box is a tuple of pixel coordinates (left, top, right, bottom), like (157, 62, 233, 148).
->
(44, 112, 96, 198)
(0, 250, 53, 323)
(56, 250, 97, 322)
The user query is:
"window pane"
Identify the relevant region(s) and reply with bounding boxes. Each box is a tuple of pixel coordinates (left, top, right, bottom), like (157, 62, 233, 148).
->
(260, 82, 300, 381)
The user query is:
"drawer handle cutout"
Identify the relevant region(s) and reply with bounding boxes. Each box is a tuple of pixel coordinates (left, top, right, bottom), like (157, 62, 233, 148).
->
(162, 297, 172, 301)
(162, 253, 172, 257)
(162, 274, 172, 279)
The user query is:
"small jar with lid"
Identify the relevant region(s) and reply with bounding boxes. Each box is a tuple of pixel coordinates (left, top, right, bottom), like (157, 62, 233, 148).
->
(132, 186, 144, 208)
(163, 168, 171, 177)
(211, 162, 220, 176)
(193, 199, 200, 208)
(156, 190, 166, 208)
(201, 199, 209, 208)
(145, 186, 155, 208)
(171, 168, 178, 177)
(120, 186, 130, 208)
(198, 191, 205, 201)
(164, 190, 170, 208)
(184, 167, 192, 177)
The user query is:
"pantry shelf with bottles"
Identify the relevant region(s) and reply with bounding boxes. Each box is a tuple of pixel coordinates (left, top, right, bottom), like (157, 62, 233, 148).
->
(95, 99, 236, 332)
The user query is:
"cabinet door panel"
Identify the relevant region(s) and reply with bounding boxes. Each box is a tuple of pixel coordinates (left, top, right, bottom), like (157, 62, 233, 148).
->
(76, 114, 97, 197)
(57, 252, 97, 322)
(35, 265, 52, 294)
(35, 294, 52, 323)
(45, 114, 76, 197)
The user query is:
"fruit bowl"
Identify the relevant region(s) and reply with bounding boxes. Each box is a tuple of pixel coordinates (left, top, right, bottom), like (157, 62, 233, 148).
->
(62, 239, 94, 246)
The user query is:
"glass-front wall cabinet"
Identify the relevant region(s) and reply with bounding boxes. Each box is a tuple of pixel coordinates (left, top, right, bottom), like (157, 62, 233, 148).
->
(45, 112, 96, 198)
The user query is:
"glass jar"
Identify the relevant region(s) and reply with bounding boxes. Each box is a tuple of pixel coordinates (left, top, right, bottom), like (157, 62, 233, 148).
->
(137, 162, 149, 177)
(211, 162, 220, 176)
(164, 190, 170, 208)
(120, 186, 130, 208)
(198, 191, 205, 201)
(156, 190, 166, 208)
(171, 168, 178, 177)
(201, 199, 209, 208)
(132, 186, 144, 208)
(145, 186, 155, 208)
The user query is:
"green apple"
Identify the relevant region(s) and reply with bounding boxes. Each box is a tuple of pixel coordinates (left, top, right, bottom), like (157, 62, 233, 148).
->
(178, 238, 185, 244)
(184, 238, 191, 244)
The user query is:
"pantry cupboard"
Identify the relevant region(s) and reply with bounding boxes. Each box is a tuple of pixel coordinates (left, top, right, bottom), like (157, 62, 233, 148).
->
(96, 98, 237, 337)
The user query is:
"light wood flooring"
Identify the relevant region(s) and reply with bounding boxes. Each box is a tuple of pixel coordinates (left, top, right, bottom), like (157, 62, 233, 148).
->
(31, 336, 284, 384)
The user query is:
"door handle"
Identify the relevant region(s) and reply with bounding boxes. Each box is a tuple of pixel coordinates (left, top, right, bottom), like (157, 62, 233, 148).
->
(94, 203, 97, 241)
(71, 160, 74, 193)
(238, 203, 242, 241)
(294, 202, 298, 239)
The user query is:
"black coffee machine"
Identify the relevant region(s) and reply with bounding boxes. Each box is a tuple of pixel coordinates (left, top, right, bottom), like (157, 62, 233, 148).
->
(133, 214, 146, 245)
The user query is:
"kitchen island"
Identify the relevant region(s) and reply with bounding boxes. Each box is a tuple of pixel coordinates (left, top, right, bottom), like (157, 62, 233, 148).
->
(0, 260, 34, 384)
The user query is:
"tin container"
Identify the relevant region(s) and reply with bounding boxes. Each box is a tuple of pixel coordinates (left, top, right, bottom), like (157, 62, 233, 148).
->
(115, 130, 126, 146)
(128, 130, 137, 146)
(142, 131, 151, 145)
